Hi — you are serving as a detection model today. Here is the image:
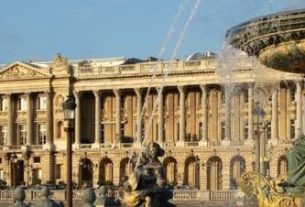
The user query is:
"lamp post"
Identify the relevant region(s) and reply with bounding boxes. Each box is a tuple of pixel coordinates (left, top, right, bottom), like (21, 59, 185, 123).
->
(253, 102, 267, 175)
(62, 95, 76, 207)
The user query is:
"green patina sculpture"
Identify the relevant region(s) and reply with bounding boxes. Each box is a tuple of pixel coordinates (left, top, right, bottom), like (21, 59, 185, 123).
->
(82, 187, 96, 207)
(94, 186, 106, 206)
(286, 134, 305, 187)
(11, 187, 29, 207)
(32, 186, 63, 207)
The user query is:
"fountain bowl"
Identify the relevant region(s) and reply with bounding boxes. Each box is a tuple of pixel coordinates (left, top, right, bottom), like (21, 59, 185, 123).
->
(226, 8, 305, 73)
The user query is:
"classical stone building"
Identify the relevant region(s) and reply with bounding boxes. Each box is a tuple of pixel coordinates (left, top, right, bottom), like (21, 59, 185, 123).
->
(0, 53, 301, 192)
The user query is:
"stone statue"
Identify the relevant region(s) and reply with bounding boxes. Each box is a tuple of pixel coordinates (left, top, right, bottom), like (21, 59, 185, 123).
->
(32, 186, 63, 207)
(82, 187, 96, 207)
(11, 187, 29, 207)
(120, 142, 175, 207)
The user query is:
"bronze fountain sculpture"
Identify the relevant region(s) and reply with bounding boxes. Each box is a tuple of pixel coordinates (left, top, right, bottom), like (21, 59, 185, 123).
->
(227, 8, 305, 207)
(120, 142, 175, 207)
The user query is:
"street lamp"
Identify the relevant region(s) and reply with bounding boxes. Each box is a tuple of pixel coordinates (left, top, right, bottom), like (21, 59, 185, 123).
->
(253, 101, 267, 175)
(62, 95, 76, 207)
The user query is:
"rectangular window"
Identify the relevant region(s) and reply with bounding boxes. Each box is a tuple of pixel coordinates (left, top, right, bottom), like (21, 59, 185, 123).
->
(55, 164, 62, 179)
(0, 97, 8, 111)
(33, 157, 41, 163)
(38, 96, 47, 110)
(290, 119, 295, 139)
(199, 122, 203, 139)
(244, 122, 248, 139)
(266, 122, 271, 139)
(18, 97, 27, 111)
(18, 125, 27, 145)
(0, 126, 7, 146)
(244, 90, 249, 103)
(38, 124, 46, 145)
(0, 169, 3, 180)
(221, 121, 225, 140)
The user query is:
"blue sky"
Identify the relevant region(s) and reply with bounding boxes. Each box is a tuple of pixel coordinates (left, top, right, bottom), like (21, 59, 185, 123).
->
(0, 0, 304, 63)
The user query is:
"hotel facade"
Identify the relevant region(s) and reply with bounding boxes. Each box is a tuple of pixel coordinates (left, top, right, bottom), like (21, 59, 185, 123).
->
(0, 53, 301, 193)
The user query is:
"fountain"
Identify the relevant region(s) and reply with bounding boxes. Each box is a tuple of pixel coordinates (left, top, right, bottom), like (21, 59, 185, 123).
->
(226, 8, 305, 207)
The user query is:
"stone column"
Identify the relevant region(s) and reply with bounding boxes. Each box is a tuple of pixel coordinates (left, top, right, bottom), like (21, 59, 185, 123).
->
(200, 85, 208, 146)
(223, 88, 231, 145)
(44, 91, 54, 150)
(73, 91, 82, 147)
(7, 94, 12, 147)
(247, 84, 254, 144)
(26, 93, 32, 146)
(94, 90, 101, 148)
(177, 86, 185, 146)
(135, 88, 142, 146)
(157, 88, 164, 143)
(114, 89, 121, 145)
(296, 81, 302, 138)
(270, 90, 278, 145)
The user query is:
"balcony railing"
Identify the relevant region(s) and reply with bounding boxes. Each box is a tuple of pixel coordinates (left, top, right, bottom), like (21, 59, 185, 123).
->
(79, 144, 92, 149)
(208, 141, 221, 146)
(120, 143, 133, 148)
(209, 190, 236, 201)
(185, 141, 199, 147)
(31, 145, 43, 150)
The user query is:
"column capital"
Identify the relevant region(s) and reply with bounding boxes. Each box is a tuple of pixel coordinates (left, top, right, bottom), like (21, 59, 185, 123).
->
(93, 90, 101, 98)
(199, 84, 207, 90)
(248, 82, 255, 88)
(134, 88, 142, 97)
(73, 90, 83, 98)
(177, 85, 185, 93)
(113, 89, 121, 96)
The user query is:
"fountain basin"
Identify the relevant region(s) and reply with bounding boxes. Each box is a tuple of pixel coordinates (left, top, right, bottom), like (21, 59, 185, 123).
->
(226, 8, 305, 73)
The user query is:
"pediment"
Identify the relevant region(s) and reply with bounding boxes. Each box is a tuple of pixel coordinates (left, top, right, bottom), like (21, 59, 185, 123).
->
(0, 62, 51, 80)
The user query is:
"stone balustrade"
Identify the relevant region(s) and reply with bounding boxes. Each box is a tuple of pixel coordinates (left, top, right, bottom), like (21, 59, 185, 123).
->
(0, 189, 238, 202)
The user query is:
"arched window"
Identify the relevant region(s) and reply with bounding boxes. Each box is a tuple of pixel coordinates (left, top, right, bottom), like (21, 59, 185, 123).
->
(278, 155, 288, 178)
(79, 158, 93, 187)
(163, 157, 177, 185)
(230, 156, 246, 189)
(207, 156, 222, 191)
(184, 156, 200, 189)
(99, 158, 113, 185)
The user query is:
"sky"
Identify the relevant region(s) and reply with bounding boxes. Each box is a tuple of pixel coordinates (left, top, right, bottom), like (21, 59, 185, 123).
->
(0, 0, 305, 64)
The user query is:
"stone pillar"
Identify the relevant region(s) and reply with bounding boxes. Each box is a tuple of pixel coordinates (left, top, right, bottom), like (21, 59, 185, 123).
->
(44, 91, 54, 150)
(223, 88, 230, 145)
(135, 89, 142, 147)
(177, 86, 185, 146)
(74, 91, 82, 147)
(157, 88, 164, 143)
(200, 162, 207, 191)
(200, 85, 208, 146)
(114, 89, 121, 145)
(222, 160, 230, 190)
(94, 91, 101, 148)
(296, 81, 302, 138)
(7, 94, 12, 147)
(270, 90, 278, 145)
(246, 84, 254, 144)
(26, 93, 32, 146)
